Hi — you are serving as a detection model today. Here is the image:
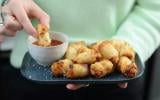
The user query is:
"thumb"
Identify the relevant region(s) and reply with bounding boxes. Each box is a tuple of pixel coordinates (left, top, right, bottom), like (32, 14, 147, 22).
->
(40, 15, 50, 29)
(12, 6, 37, 37)
(30, 3, 50, 28)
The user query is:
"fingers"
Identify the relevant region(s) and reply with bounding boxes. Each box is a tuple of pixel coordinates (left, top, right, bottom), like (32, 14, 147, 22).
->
(0, 14, 22, 36)
(12, 4, 37, 37)
(2, 0, 50, 37)
(66, 83, 127, 91)
(3, 29, 16, 36)
(66, 84, 89, 90)
(66, 84, 84, 90)
(0, 26, 16, 36)
(30, 3, 50, 28)
(4, 15, 23, 31)
(118, 82, 128, 89)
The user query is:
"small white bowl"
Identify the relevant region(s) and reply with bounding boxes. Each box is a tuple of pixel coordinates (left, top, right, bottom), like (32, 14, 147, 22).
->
(27, 32, 69, 66)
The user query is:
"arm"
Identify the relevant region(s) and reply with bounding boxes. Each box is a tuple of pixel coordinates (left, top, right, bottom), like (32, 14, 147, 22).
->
(113, 0, 160, 63)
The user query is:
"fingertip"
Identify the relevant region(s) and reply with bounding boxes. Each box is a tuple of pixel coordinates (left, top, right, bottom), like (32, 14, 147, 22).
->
(66, 84, 88, 90)
(31, 5, 50, 29)
(66, 84, 77, 90)
(21, 21, 37, 37)
(27, 27, 37, 37)
(41, 20, 50, 29)
(118, 83, 128, 89)
(40, 15, 50, 29)
(124, 83, 128, 88)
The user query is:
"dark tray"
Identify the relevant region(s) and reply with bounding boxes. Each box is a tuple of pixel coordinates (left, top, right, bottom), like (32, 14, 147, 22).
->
(21, 52, 144, 84)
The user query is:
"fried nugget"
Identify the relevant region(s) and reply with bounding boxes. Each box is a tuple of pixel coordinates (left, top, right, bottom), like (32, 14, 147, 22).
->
(99, 41, 119, 64)
(90, 60, 114, 78)
(119, 45, 135, 61)
(36, 24, 51, 46)
(51, 59, 73, 76)
(118, 56, 138, 78)
(65, 41, 87, 60)
(111, 39, 135, 61)
(110, 39, 126, 51)
(90, 40, 104, 51)
(73, 49, 100, 64)
(63, 64, 89, 79)
(65, 46, 78, 60)
(69, 41, 87, 51)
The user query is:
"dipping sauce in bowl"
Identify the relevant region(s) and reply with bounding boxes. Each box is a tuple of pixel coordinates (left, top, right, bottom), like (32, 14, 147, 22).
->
(33, 40, 63, 47)
(28, 32, 69, 66)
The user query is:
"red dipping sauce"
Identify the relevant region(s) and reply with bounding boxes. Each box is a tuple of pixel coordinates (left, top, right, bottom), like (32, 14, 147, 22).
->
(33, 40, 63, 46)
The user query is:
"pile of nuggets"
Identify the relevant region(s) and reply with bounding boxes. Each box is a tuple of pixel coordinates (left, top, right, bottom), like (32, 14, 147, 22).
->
(51, 40, 138, 79)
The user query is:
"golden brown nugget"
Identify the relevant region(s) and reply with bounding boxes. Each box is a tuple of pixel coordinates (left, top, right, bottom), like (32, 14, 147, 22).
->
(51, 59, 73, 76)
(99, 41, 119, 64)
(90, 60, 114, 78)
(65, 41, 87, 60)
(36, 24, 51, 46)
(63, 64, 89, 79)
(110, 39, 135, 60)
(90, 40, 105, 51)
(73, 49, 100, 64)
(118, 56, 138, 78)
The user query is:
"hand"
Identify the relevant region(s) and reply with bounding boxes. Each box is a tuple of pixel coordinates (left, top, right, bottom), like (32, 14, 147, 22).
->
(66, 83, 128, 90)
(0, 32, 4, 43)
(0, 0, 50, 37)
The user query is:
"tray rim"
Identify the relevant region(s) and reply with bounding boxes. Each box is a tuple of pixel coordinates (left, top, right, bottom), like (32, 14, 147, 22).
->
(20, 52, 145, 84)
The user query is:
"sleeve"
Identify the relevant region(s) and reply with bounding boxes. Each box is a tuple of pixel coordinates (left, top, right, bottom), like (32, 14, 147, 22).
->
(0, 0, 3, 5)
(113, 0, 160, 64)
(0, 0, 6, 6)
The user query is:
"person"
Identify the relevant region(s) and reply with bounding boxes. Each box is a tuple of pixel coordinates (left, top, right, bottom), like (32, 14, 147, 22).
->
(0, 0, 160, 100)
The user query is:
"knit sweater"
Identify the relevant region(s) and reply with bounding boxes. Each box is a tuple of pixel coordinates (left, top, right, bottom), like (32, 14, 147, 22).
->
(3, 0, 160, 68)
